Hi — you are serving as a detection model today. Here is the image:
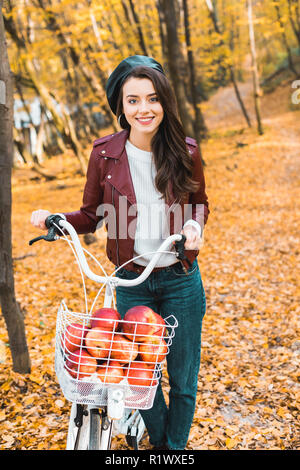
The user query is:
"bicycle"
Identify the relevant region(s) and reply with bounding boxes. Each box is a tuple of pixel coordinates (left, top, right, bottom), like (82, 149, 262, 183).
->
(29, 214, 189, 450)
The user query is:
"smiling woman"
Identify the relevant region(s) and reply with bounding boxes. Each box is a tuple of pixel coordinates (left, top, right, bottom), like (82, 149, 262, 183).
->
(30, 55, 209, 450)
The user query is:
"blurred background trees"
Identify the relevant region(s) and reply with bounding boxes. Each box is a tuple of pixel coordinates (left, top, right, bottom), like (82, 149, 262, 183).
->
(2, 0, 300, 172)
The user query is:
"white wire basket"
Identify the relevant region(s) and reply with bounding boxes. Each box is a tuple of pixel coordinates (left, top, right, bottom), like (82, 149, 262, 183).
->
(55, 300, 178, 409)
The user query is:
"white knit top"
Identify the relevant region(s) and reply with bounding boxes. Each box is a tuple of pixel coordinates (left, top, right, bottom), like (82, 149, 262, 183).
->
(125, 139, 200, 267)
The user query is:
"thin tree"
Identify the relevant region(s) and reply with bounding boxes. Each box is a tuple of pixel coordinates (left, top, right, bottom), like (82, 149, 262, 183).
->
(155, 0, 170, 75)
(274, 0, 299, 78)
(4, 9, 88, 174)
(182, 0, 208, 140)
(0, 1, 31, 374)
(287, 0, 300, 48)
(205, 0, 252, 128)
(32, 0, 117, 133)
(247, 0, 264, 135)
(127, 0, 148, 56)
(158, 0, 195, 138)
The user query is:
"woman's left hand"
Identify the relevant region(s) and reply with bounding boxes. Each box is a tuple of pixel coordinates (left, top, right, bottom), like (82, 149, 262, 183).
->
(180, 225, 202, 250)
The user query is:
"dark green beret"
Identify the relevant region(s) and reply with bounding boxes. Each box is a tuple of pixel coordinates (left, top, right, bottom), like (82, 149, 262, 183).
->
(105, 55, 165, 115)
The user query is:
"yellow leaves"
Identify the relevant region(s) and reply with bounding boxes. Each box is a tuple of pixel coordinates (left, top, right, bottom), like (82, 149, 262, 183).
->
(37, 441, 47, 450)
(276, 407, 293, 420)
(215, 416, 226, 427)
(205, 374, 214, 382)
(225, 426, 240, 437)
(262, 335, 269, 349)
(28, 374, 44, 386)
(263, 406, 273, 415)
(197, 417, 214, 423)
(2, 435, 15, 447)
(193, 90, 299, 451)
(1, 379, 12, 392)
(276, 408, 286, 418)
(0, 367, 70, 449)
(225, 437, 240, 449)
(237, 377, 248, 388)
(23, 395, 35, 407)
(0, 341, 7, 364)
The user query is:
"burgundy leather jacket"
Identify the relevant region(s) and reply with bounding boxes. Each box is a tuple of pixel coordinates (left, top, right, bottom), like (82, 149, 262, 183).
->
(63, 129, 209, 270)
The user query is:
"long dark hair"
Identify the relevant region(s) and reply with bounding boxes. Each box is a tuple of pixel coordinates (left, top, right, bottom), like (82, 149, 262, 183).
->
(115, 66, 199, 204)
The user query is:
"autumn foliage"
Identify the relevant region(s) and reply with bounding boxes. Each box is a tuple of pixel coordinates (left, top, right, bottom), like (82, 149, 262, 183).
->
(1, 0, 300, 451)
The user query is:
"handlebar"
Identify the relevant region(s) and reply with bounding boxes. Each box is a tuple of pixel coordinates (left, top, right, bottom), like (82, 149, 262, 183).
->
(29, 214, 190, 287)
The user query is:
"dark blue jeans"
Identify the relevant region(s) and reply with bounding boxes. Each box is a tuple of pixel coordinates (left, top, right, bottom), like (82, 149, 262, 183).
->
(115, 260, 206, 450)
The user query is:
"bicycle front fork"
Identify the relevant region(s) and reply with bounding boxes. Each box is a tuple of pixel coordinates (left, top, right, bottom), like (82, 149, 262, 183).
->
(66, 387, 125, 450)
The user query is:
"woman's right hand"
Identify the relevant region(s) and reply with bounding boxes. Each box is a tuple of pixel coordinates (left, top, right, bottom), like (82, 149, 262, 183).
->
(30, 209, 52, 230)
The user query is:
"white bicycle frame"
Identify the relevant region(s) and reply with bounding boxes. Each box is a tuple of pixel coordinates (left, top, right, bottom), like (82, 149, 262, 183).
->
(53, 219, 183, 450)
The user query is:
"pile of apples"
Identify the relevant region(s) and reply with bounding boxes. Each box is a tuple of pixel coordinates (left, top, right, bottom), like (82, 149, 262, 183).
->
(62, 306, 168, 387)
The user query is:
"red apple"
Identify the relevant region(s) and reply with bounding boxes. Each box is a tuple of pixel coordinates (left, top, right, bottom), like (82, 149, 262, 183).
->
(139, 337, 168, 365)
(85, 328, 114, 359)
(62, 322, 87, 354)
(122, 306, 166, 342)
(65, 349, 97, 380)
(110, 333, 139, 364)
(128, 359, 156, 370)
(126, 361, 158, 387)
(90, 308, 121, 331)
(97, 360, 125, 384)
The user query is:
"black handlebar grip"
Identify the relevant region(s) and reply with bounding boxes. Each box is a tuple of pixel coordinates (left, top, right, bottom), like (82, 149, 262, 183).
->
(45, 214, 64, 229)
(174, 234, 193, 268)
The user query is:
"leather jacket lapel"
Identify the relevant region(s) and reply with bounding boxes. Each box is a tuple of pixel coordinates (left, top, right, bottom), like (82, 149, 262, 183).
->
(105, 147, 137, 206)
(102, 129, 137, 206)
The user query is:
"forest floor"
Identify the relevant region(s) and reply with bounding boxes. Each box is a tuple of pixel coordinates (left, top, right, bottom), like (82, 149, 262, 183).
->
(0, 74, 299, 450)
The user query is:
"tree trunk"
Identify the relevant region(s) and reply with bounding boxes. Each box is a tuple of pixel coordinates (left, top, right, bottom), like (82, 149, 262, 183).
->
(247, 0, 264, 135)
(117, 0, 136, 56)
(34, 108, 45, 164)
(228, 15, 252, 128)
(87, 1, 113, 75)
(155, 0, 170, 75)
(275, 1, 299, 78)
(159, 0, 195, 138)
(288, 0, 300, 48)
(0, 3, 31, 374)
(229, 66, 252, 128)
(205, 0, 252, 128)
(260, 64, 288, 87)
(3, 11, 89, 174)
(182, 0, 208, 140)
(39, 0, 117, 132)
(26, 59, 89, 173)
(15, 84, 46, 166)
(128, 0, 148, 55)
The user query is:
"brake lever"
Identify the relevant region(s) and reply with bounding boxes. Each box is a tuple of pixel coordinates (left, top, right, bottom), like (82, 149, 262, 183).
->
(29, 214, 64, 245)
(174, 234, 193, 271)
(29, 227, 58, 245)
